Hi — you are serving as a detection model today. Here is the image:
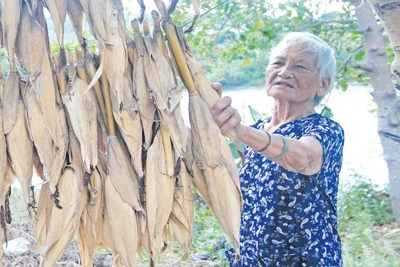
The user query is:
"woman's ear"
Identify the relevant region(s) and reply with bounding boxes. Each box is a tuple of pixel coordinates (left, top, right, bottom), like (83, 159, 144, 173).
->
(317, 77, 331, 97)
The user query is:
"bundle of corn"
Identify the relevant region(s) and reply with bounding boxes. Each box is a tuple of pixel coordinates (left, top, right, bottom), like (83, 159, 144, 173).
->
(15, 1, 68, 194)
(162, 15, 243, 256)
(0, 0, 34, 207)
(0, 0, 244, 264)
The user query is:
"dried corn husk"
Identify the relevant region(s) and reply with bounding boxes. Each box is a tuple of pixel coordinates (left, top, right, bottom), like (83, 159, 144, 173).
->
(189, 93, 242, 253)
(2, 71, 20, 135)
(78, 168, 104, 267)
(33, 131, 87, 266)
(23, 81, 67, 193)
(107, 135, 145, 218)
(109, 73, 144, 177)
(6, 99, 34, 205)
(0, 162, 16, 256)
(145, 129, 176, 265)
(105, 175, 139, 267)
(162, 19, 243, 255)
(61, 57, 98, 172)
(132, 19, 155, 150)
(66, 0, 85, 52)
(101, 202, 122, 266)
(168, 159, 194, 257)
(0, 0, 22, 71)
(142, 23, 187, 156)
(42, 0, 67, 50)
(16, 3, 67, 193)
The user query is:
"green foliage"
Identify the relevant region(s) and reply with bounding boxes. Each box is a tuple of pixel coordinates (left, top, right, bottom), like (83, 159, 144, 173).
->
(338, 175, 399, 266)
(170, 0, 394, 92)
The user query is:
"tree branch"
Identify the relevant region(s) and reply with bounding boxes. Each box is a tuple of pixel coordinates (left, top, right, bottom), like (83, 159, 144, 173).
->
(337, 44, 364, 77)
(350, 60, 375, 72)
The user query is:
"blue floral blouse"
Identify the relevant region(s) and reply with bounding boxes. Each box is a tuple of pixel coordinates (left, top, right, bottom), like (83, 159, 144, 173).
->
(226, 113, 345, 267)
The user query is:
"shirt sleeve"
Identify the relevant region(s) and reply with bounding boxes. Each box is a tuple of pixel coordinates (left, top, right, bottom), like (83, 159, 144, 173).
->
(303, 117, 345, 166)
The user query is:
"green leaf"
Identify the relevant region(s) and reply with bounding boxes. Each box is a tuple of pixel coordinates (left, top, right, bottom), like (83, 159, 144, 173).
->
(320, 106, 333, 119)
(248, 105, 263, 121)
(228, 141, 245, 162)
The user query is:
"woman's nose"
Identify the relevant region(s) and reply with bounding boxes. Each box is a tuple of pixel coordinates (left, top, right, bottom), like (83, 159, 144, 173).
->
(278, 65, 293, 78)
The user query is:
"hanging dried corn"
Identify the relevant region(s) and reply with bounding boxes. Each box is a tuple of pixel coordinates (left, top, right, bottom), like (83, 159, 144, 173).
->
(33, 130, 87, 267)
(141, 18, 188, 157)
(60, 51, 98, 173)
(15, 2, 68, 193)
(132, 18, 155, 151)
(162, 17, 243, 256)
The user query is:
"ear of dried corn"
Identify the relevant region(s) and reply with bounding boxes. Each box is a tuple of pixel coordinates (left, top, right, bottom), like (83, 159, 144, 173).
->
(5, 99, 34, 205)
(78, 168, 104, 267)
(101, 202, 122, 266)
(132, 19, 155, 151)
(61, 53, 98, 172)
(189, 93, 242, 254)
(39, 168, 87, 267)
(109, 73, 144, 178)
(168, 159, 194, 258)
(145, 129, 176, 265)
(104, 175, 139, 267)
(142, 25, 188, 156)
(33, 129, 87, 266)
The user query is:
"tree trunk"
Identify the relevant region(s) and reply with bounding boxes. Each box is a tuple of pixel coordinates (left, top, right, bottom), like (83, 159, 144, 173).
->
(367, 0, 400, 90)
(350, 0, 400, 225)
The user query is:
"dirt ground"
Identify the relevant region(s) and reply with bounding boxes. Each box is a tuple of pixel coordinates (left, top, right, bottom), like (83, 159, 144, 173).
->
(1, 220, 222, 267)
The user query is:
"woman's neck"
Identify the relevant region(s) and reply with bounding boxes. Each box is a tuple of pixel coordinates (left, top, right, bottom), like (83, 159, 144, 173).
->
(265, 102, 316, 132)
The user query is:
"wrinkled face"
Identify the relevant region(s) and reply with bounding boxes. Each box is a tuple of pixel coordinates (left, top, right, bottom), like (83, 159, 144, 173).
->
(266, 46, 328, 105)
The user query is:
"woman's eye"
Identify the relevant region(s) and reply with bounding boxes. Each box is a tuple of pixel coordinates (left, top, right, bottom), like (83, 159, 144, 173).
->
(296, 65, 306, 69)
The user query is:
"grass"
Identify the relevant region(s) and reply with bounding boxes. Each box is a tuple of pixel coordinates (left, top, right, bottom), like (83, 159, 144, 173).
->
(338, 174, 400, 267)
(2, 174, 400, 267)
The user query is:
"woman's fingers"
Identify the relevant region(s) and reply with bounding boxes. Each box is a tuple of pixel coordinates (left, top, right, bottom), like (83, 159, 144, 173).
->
(211, 82, 222, 97)
(210, 96, 241, 135)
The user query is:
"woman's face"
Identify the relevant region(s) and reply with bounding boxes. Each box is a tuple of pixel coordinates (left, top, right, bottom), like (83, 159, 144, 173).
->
(265, 46, 329, 104)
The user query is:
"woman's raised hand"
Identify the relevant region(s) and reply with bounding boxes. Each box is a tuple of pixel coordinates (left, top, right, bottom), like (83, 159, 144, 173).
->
(210, 83, 243, 136)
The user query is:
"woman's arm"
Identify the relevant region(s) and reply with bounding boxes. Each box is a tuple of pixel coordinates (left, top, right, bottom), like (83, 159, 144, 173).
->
(209, 89, 324, 176)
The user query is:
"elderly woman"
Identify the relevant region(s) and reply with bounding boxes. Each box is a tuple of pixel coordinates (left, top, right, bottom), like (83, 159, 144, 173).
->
(211, 32, 344, 266)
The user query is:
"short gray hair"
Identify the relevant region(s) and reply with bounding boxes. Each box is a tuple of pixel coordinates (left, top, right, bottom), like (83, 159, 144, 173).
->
(270, 32, 337, 106)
